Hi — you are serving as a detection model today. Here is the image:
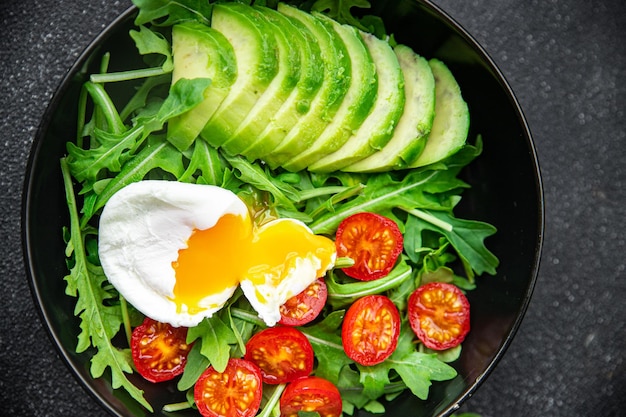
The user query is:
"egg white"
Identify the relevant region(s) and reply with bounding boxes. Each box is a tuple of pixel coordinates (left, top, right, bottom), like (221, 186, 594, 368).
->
(98, 180, 249, 328)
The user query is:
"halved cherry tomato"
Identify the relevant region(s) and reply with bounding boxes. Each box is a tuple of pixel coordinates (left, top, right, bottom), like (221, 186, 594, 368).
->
(408, 282, 471, 350)
(341, 295, 400, 366)
(194, 358, 263, 417)
(244, 326, 314, 384)
(335, 212, 403, 281)
(280, 376, 342, 417)
(130, 317, 191, 383)
(279, 278, 328, 326)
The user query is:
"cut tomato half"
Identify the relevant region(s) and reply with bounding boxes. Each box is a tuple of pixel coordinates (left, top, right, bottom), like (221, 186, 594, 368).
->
(335, 212, 403, 281)
(244, 326, 314, 384)
(130, 317, 191, 383)
(408, 282, 471, 350)
(279, 278, 328, 326)
(194, 358, 263, 417)
(280, 376, 342, 417)
(341, 295, 401, 366)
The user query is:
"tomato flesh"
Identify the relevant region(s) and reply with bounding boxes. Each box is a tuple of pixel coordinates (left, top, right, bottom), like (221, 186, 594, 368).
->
(130, 317, 191, 383)
(408, 282, 471, 350)
(244, 326, 314, 384)
(335, 212, 403, 281)
(194, 358, 263, 417)
(279, 278, 328, 326)
(341, 295, 401, 366)
(280, 376, 342, 417)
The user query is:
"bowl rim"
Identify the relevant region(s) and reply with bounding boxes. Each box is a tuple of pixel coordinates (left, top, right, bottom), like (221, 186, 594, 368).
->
(21, 1, 544, 416)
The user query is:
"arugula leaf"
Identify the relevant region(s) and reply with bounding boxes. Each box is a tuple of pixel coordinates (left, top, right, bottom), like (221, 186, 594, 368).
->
(407, 210, 499, 276)
(187, 314, 238, 373)
(132, 0, 212, 26)
(83, 136, 184, 223)
(388, 350, 457, 400)
(61, 158, 152, 411)
(386, 323, 457, 400)
(309, 169, 458, 235)
(179, 139, 225, 184)
(177, 340, 210, 391)
(129, 25, 174, 71)
(67, 125, 143, 183)
(312, 0, 372, 30)
(326, 259, 413, 308)
(357, 363, 389, 399)
(222, 153, 300, 210)
(299, 311, 352, 384)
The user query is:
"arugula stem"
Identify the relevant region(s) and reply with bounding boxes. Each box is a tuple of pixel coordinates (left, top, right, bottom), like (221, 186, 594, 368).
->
(257, 384, 286, 417)
(76, 86, 88, 147)
(230, 308, 266, 328)
(403, 208, 453, 232)
(99, 51, 111, 74)
(83, 82, 125, 134)
(162, 401, 192, 412)
(119, 295, 132, 347)
(298, 186, 354, 201)
(334, 256, 355, 269)
(90, 67, 169, 84)
(308, 184, 365, 220)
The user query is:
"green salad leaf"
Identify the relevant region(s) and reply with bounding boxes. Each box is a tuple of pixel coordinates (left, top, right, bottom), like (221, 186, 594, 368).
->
(61, 158, 152, 411)
(60, 1, 500, 415)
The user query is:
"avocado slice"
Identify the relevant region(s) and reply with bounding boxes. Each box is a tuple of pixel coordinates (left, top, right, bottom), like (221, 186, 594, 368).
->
(281, 14, 378, 172)
(261, 3, 351, 169)
(166, 22, 236, 152)
(200, 3, 279, 149)
(343, 45, 435, 172)
(408, 58, 469, 168)
(239, 7, 325, 162)
(308, 31, 405, 172)
(220, 5, 302, 156)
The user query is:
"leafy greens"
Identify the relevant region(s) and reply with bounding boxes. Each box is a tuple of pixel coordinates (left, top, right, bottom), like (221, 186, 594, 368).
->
(60, 0, 499, 414)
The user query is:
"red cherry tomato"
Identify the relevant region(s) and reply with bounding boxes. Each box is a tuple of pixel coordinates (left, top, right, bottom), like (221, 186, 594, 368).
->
(335, 212, 403, 281)
(341, 295, 401, 366)
(280, 376, 343, 417)
(194, 358, 263, 417)
(408, 282, 471, 350)
(244, 326, 314, 384)
(279, 278, 328, 326)
(130, 317, 191, 383)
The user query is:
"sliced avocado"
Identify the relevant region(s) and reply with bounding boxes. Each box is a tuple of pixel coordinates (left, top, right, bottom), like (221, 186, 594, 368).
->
(166, 22, 236, 152)
(281, 14, 378, 172)
(408, 58, 469, 168)
(220, 5, 301, 156)
(200, 3, 279, 149)
(343, 45, 435, 172)
(261, 3, 351, 169)
(240, 7, 325, 162)
(309, 31, 405, 172)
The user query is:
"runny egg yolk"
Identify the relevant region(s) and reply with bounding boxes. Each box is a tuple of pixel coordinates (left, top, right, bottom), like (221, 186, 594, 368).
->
(170, 213, 335, 314)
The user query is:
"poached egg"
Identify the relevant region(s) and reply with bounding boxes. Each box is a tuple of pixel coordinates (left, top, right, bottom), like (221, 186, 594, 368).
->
(98, 180, 336, 327)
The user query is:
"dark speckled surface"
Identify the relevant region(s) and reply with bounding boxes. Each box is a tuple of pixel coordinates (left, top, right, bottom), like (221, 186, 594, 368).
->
(2, 1, 624, 416)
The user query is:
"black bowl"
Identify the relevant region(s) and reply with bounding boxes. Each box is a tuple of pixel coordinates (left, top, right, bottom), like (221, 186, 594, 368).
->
(22, 1, 543, 416)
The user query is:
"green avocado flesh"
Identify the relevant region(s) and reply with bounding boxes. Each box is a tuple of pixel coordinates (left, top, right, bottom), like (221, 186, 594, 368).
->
(308, 31, 405, 173)
(168, 3, 469, 172)
(261, 3, 352, 169)
(199, 3, 279, 149)
(240, 6, 325, 162)
(408, 58, 469, 168)
(220, 6, 302, 156)
(166, 22, 236, 152)
(343, 45, 436, 172)
(281, 13, 378, 172)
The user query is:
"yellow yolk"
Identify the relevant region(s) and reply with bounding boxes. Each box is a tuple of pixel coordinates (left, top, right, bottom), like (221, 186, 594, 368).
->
(171, 214, 335, 315)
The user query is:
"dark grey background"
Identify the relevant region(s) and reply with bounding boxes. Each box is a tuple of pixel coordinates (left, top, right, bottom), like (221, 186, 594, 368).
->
(1, 0, 624, 416)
